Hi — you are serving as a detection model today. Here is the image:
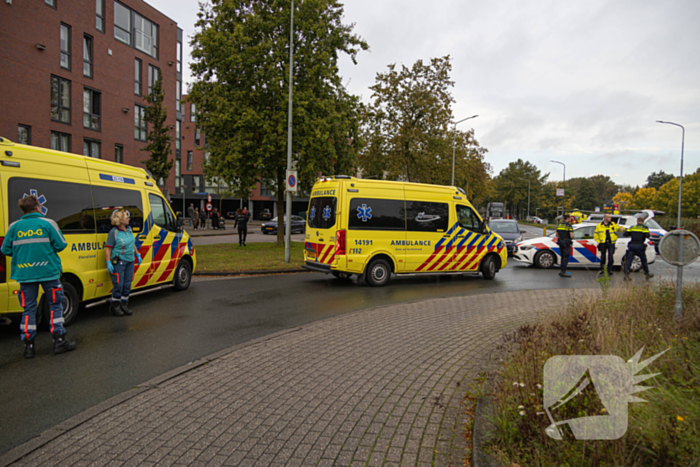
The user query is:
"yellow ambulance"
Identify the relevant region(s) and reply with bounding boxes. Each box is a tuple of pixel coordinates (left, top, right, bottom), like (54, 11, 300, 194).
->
(302, 176, 507, 286)
(0, 138, 196, 326)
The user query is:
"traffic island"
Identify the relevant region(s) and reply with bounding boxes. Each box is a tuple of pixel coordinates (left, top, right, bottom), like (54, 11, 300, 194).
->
(470, 283, 700, 467)
(194, 241, 305, 274)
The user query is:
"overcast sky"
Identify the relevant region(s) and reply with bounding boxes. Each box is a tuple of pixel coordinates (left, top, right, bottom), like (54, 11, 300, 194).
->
(150, 0, 698, 187)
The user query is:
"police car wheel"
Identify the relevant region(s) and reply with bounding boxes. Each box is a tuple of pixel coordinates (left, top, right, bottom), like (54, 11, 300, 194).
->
(535, 250, 556, 269)
(624, 255, 643, 272)
(366, 259, 391, 287)
(481, 256, 497, 280)
(174, 260, 192, 291)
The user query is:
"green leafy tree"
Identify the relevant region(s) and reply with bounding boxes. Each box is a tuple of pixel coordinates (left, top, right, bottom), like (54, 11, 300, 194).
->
(360, 56, 490, 190)
(645, 170, 675, 190)
(141, 75, 173, 185)
(492, 159, 548, 219)
(632, 187, 657, 210)
(189, 0, 368, 245)
(654, 175, 700, 218)
(574, 178, 597, 211)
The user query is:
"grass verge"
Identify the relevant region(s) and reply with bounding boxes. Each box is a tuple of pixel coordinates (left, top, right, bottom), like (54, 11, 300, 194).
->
(194, 241, 305, 272)
(486, 283, 700, 466)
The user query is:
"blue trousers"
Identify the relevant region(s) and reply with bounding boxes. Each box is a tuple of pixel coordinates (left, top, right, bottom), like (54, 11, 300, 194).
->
(110, 260, 134, 303)
(558, 241, 571, 273)
(625, 244, 649, 274)
(19, 279, 65, 340)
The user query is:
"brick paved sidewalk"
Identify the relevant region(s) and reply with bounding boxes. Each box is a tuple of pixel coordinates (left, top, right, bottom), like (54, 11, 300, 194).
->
(6, 289, 597, 467)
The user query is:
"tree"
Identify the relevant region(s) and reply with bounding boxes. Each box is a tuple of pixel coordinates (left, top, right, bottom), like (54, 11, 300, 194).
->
(574, 178, 597, 211)
(631, 187, 657, 210)
(612, 192, 633, 211)
(654, 177, 700, 218)
(360, 56, 490, 189)
(645, 170, 675, 190)
(141, 74, 173, 184)
(588, 175, 618, 204)
(189, 0, 368, 245)
(492, 159, 547, 219)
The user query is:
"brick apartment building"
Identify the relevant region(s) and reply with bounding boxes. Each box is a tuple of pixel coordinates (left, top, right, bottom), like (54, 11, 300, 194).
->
(0, 0, 184, 198)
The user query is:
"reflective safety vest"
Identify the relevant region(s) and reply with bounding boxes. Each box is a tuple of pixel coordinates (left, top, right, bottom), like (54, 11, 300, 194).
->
(594, 222, 619, 244)
(625, 224, 650, 245)
(556, 223, 573, 242)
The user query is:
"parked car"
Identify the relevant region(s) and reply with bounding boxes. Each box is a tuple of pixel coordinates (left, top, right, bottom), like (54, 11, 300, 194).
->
(513, 223, 655, 271)
(586, 210, 667, 252)
(259, 209, 273, 221)
(261, 216, 306, 234)
(487, 219, 522, 256)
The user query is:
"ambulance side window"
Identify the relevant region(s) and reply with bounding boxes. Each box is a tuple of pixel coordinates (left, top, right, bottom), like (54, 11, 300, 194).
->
(92, 186, 144, 233)
(405, 201, 449, 232)
(149, 194, 176, 232)
(348, 198, 405, 231)
(456, 205, 483, 234)
(307, 196, 337, 229)
(7, 177, 94, 234)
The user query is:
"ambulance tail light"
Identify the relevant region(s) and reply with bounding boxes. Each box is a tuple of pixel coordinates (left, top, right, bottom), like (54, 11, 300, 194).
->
(336, 230, 346, 255)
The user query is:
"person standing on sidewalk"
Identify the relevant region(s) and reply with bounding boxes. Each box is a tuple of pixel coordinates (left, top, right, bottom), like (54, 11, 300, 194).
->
(187, 203, 195, 228)
(556, 214, 574, 278)
(623, 217, 654, 281)
(1, 195, 75, 358)
(200, 208, 208, 230)
(105, 210, 142, 317)
(594, 213, 622, 276)
(234, 208, 248, 246)
(193, 207, 200, 230)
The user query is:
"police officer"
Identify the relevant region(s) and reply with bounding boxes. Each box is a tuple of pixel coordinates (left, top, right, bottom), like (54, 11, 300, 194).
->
(234, 208, 248, 246)
(1, 195, 76, 358)
(594, 214, 622, 276)
(623, 217, 654, 281)
(556, 214, 574, 278)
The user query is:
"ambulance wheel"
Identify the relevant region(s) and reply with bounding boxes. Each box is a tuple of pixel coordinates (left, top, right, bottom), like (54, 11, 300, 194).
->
(481, 256, 497, 280)
(41, 282, 79, 328)
(366, 259, 391, 287)
(332, 272, 351, 280)
(174, 259, 192, 291)
(535, 250, 556, 269)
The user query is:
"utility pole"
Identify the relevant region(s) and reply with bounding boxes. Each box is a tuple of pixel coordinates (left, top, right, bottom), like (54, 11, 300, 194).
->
(551, 161, 565, 219)
(284, 0, 294, 263)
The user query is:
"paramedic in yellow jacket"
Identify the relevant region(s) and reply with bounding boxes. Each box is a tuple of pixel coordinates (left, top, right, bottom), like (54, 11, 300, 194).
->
(594, 214, 623, 276)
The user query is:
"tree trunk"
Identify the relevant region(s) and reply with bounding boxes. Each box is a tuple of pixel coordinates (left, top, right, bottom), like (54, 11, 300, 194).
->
(276, 173, 285, 247)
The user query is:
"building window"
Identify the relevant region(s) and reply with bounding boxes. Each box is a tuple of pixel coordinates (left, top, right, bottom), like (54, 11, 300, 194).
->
(176, 41, 182, 73)
(115, 144, 124, 163)
(176, 120, 181, 152)
(60, 23, 71, 70)
(148, 65, 159, 95)
(134, 58, 142, 96)
(193, 176, 200, 192)
(18, 125, 31, 145)
(83, 139, 101, 158)
(194, 127, 201, 147)
(83, 88, 101, 131)
(135, 104, 147, 141)
(51, 75, 71, 124)
(45, 0, 56, 9)
(96, 0, 105, 32)
(190, 103, 196, 122)
(176, 80, 181, 109)
(175, 159, 181, 189)
(187, 151, 193, 171)
(114, 2, 159, 58)
(83, 35, 93, 78)
(51, 131, 71, 152)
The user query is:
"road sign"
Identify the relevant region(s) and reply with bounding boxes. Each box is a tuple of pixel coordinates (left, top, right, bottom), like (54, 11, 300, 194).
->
(205, 202, 213, 212)
(207, 194, 212, 203)
(659, 230, 700, 266)
(286, 170, 298, 193)
(556, 189, 565, 197)
(595, 207, 600, 212)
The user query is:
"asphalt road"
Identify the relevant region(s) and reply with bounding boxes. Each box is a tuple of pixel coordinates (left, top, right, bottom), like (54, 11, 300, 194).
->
(0, 257, 698, 455)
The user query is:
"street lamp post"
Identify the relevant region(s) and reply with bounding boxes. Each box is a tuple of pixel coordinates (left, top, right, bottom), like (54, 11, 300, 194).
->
(284, 0, 295, 263)
(551, 160, 566, 219)
(451, 115, 478, 186)
(519, 177, 531, 220)
(657, 120, 685, 319)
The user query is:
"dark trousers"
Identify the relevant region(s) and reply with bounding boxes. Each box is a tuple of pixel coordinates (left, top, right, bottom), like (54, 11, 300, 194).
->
(558, 241, 571, 273)
(625, 244, 649, 274)
(19, 279, 65, 340)
(238, 226, 247, 245)
(598, 243, 615, 272)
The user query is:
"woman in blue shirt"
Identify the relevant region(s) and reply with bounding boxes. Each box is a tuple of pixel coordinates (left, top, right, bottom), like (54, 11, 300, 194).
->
(104, 210, 142, 317)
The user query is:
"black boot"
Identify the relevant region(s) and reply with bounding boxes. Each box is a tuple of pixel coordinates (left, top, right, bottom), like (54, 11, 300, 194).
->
(53, 333, 76, 354)
(120, 301, 132, 316)
(110, 301, 124, 317)
(24, 338, 35, 359)
(645, 272, 654, 280)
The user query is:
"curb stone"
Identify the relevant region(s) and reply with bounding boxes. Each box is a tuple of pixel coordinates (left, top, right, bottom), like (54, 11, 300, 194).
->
(193, 268, 307, 277)
(472, 376, 502, 467)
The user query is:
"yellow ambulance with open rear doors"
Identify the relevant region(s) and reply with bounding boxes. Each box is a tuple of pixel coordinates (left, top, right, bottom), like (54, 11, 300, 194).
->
(0, 138, 196, 327)
(302, 176, 507, 286)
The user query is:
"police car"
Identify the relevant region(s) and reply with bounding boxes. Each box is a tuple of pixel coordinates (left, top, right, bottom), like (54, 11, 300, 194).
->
(513, 222, 656, 271)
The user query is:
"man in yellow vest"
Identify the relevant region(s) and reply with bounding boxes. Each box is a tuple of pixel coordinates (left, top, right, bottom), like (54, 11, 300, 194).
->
(594, 214, 623, 276)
